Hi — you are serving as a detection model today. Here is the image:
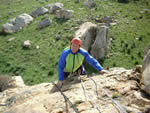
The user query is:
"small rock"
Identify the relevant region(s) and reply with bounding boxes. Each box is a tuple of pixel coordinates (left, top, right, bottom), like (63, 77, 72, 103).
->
(55, 34, 61, 40)
(75, 0, 80, 3)
(23, 40, 31, 48)
(36, 45, 40, 49)
(125, 106, 141, 113)
(8, 37, 16, 42)
(110, 23, 117, 26)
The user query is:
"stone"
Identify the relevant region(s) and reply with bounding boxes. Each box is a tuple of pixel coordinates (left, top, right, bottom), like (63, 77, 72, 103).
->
(55, 9, 73, 19)
(84, 0, 96, 8)
(45, 3, 64, 14)
(141, 44, 150, 95)
(23, 40, 31, 48)
(38, 16, 52, 29)
(2, 13, 33, 34)
(90, 25, 109, 59)
(31, 7, 48, 18)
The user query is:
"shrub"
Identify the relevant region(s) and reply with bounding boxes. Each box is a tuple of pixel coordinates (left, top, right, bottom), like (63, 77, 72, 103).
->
(0, 76, 15, 92)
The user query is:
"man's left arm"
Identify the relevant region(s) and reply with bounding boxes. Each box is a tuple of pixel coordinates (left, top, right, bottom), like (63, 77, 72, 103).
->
(80, 49, 104, 72)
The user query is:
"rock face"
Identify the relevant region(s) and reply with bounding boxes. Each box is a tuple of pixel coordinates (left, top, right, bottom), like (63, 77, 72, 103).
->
(0, 68, 149, 113)
(141, 44, 150, 95)
(75, 22, 110, 59)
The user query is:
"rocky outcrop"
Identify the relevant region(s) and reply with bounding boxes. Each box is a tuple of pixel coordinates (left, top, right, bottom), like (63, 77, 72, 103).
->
(75, 22, 97, 51)
(30, 7, 48, 18)
(38, 16, 52, 29)
(75, 22, 110, 59)
(90, 25, 109, 59)
(45, 3, 64, 14)
(55, 9, 73, 19)
(2, 13, 33, 34)
(84, 0, 96, 8)
(0, 68, 149, 113)
(141, 44, 150, 95)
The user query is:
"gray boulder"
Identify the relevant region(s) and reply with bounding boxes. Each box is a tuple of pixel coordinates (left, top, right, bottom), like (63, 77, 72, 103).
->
(2, 13, 33, 33)
(55, 9, 73, 19)
(15, 13, 34, 28)
(38, 16, 52, 29)
(84, 0, 96, 8)
(75, 22, 109, 59)
(31, 7, 48, 18)
(141, 44, 150, 95)
(91, 25, 109, 59)
(45, 3, 64, 14)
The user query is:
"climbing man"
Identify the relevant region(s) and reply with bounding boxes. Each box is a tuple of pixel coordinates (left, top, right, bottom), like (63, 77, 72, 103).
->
(57, 37, 107, 88)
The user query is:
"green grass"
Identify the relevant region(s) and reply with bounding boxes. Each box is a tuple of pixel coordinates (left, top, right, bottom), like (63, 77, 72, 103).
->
(0, 0, 150, 85)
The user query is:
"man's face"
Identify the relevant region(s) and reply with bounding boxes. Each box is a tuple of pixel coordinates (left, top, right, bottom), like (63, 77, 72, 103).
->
(71, 43, 80, 53)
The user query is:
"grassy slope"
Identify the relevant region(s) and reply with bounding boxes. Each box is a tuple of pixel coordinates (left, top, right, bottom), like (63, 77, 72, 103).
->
(0, 0, 149, 85)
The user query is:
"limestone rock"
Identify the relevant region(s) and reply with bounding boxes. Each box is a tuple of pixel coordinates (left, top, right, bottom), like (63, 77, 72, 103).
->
(75, 22, 110, 59)
(90, 25, 109, 59)
(84, 0, 96, 8)
(23, 40, 31, 48)
(1, 68, 150, 113)
(31, 7, 48, 18)
(141, 44, 150, 95)
(2, 13, 33, 33)
(55, 9, 73, 19)
(75, 22, 97, 51)
(45, 3, 64, 14)
(38, 16, 52, 29)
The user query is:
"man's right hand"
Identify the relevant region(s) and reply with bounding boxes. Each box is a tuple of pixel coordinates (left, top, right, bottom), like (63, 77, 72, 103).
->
(57, 80, 64, 88)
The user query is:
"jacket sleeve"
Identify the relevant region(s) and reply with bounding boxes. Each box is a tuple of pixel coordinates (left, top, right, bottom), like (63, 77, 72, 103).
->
(80, 49, 103, 71)
(58, 51, 67, 81)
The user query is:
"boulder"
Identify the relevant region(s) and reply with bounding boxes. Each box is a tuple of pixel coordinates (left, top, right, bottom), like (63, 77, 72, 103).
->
(75, 22, 109, 59)
(91, 25, 109, 59)
(31, 7, 48, 18)
(55, 9, 73, 19)
(75, 22, 97, 51)
(45, 3, 64, 14)
(2, 13, 33, 33)
(141, 44, 150, 95)
(38, 16, 52, 29)
(84, 0, 96, 8)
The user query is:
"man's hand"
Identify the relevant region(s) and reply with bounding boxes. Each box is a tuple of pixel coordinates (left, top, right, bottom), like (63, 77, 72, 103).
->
(57, 80, 64, 88)
(99, 70, 107, 75)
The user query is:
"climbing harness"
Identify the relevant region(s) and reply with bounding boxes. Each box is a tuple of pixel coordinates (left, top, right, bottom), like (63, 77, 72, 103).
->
(52, 82, 80, 113)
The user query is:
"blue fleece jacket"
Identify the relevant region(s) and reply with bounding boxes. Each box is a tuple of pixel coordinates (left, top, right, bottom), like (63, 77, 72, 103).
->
(58, 47, 103, 80)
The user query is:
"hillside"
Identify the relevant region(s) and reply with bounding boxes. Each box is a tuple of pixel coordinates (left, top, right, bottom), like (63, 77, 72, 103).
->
(0, 0, 150, 85)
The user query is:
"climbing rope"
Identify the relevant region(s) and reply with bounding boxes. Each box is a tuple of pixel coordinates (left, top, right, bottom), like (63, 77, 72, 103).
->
(52, 81, 80, 113)
(0, 104, 7, 106)
(88, 76, 127, 113)
(79, 75, 102, 113)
